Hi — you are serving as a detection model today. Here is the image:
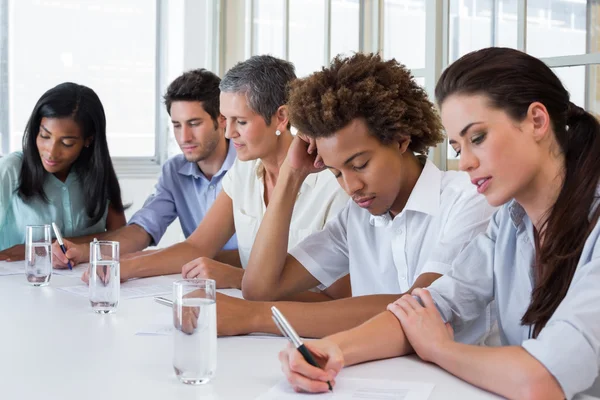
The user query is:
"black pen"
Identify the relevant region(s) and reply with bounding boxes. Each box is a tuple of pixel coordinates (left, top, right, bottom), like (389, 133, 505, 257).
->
(271, 306, 333, 391)
(51, 223, 72, 270)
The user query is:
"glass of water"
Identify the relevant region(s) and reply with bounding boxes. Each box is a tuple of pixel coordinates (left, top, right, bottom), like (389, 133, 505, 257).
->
(25, 225, 52, 286)
(89, 240, 120, 314)
(173, 279, 217, 385)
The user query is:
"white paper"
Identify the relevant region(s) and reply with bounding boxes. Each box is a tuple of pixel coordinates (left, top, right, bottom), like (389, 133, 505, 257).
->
(256, 378, 434, 400)
(58, 280, 172, 300)
(0, 261, 24, 276)
(52, 264, 88, 278)
(135, 324, 173, 336)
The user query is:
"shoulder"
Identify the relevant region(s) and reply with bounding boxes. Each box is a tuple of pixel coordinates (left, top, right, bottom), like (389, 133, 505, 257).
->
(310, 169, 344, 194)
(160, 154, 188, 175)
(0, 152, 24, 182)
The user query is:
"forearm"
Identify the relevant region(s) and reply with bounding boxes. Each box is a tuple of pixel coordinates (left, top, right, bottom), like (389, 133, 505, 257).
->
(331, 311, 413, 366)
(243, 166, 306, 297)
(214, 250, 242, 268)
(432, 342, 564, 400)
(122, 240, 204, 280)
(66, 225, 151, 261)
(251, 294, 401, 339)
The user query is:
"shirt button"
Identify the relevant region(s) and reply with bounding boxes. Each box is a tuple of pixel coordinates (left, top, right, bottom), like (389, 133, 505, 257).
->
(209, 184, 215, 189)
(62, 187, 67, 191)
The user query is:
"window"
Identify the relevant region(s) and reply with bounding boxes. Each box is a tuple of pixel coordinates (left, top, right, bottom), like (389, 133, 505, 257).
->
(383, 0, 427, 69)
(5, 0, 158, 158)
(249, 0, 360, 77)
(446, 0, 600, 169)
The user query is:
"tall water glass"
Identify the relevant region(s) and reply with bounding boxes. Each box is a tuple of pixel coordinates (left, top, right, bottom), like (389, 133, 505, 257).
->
(89, 241, 120, 314)
(173, 279, 217, 385)
(25, 225, 52, 286)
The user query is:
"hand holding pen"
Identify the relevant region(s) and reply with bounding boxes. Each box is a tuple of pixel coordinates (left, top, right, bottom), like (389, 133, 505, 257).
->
(272, 306, 340, 392)
(51, 223, 73, 270)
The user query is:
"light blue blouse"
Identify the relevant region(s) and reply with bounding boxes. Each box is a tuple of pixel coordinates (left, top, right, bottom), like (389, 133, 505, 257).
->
(0, 152, 108, 251)
(428, 199, 600, 399)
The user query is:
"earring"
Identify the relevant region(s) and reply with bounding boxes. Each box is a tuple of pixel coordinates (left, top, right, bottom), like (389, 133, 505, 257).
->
(275, 130, 281, 136)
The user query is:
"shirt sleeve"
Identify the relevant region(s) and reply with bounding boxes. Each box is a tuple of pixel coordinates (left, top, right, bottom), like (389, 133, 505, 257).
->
(427, 207, 500, 337)
(128, 162, 178, 246)
(0, 154, 22, 231)
(521, 237, 600, 399)
(221, 159, 239, 199)
(289, 203, 351, 287)
(419, 187, 496, 277)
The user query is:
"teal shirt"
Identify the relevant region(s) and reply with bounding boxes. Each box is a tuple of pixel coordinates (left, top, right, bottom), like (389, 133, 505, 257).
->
(0, 152, 109, 251)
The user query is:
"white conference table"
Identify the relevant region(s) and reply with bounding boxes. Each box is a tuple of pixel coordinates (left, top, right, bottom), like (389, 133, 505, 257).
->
(0, 270, 596, 400)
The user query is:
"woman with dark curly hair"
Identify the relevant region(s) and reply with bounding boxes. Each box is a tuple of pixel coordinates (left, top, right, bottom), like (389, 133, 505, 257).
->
(233, 53, 495, 340)
(278, 48, 600, 399)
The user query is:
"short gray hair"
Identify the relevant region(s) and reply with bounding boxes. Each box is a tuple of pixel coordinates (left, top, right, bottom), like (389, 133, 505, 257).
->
(219, 55, 296, 126)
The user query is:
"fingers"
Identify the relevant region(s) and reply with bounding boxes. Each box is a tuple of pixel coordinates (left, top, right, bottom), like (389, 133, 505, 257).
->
(411, 288, 435, 308)
(81, 269, 90, 285)
(307, 138, 317, 155)
(279, 348, 332, 393)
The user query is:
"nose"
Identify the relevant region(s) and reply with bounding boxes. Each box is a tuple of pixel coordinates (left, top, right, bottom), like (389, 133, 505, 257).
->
(458, 146, 479, 172)
(180, 125, 193, 143)
(224, 119, 237, 139)
(342, 172, 364, 196)
(48, 140, 61, 159)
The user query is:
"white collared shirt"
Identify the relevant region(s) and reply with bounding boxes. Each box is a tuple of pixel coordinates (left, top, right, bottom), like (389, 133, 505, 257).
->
(222, 158, 349, 268)
(290, 159, 496, 295)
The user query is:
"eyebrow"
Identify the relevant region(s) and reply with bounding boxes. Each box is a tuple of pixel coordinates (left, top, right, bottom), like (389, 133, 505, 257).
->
(172, 118, 203, 124)
(323, 151, 370, 169)
(448, 121, 483, 145)
(40, 125, 80, 139)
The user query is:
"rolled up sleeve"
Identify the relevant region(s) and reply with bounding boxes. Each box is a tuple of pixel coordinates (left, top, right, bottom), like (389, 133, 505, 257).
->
(128, 167, 178, 246)
(521, 256, 600, 399)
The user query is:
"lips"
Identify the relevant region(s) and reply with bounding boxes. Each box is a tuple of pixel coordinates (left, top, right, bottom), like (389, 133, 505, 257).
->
(43, 158, 60, 167)
(181, 145, 197, 152)
(471, 177, 492, 194)
(232, 142, 245, 149)
(354, 196, 375, 208)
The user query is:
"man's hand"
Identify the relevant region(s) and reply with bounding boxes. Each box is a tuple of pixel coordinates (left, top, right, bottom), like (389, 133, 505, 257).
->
(181, 257, 244, 289)
(284, 134, 326, 177)
(0, 244, 25, 262)
(52, 239, 87, 269)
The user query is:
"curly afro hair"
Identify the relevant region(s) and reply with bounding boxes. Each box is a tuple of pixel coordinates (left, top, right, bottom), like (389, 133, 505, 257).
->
(288, 53, 444, 155)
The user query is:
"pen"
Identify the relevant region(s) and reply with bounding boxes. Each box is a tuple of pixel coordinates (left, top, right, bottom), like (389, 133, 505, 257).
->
(154, 296, 173, 307)
(51, 223, 72, 270)
(271, 306, 333, 391)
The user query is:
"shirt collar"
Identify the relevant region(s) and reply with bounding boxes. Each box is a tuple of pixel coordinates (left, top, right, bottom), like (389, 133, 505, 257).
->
(254, 159, 319, 190)
(177, 140, 237, 180)
(369, 158, 442, 226)
(508, 200, 527, 228)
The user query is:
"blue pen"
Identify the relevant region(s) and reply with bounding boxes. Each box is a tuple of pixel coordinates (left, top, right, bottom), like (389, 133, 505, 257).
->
(51, 223, 73, 270)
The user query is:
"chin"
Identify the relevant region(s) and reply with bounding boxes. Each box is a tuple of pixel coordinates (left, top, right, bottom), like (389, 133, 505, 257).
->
(483, 192, 512, 208)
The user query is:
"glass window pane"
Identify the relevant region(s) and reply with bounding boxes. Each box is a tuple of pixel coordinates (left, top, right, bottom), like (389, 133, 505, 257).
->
(289, 0, 325, 77)
(552, 65, 586, 108)
(252, 0, 285, 58)
(527, 0, 592, 58)
(330, 0, 359, 60)
(449, 0, 518, 63)
(9, 0, 157, 157)
(383, 0, 426, 69)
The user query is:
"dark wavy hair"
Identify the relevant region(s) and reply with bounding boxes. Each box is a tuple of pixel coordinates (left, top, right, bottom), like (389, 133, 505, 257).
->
(18, 82, 125, 225)
(287, 53, 444, 155)
(435, 47, 600, 338)
(163, 68, 221, 128)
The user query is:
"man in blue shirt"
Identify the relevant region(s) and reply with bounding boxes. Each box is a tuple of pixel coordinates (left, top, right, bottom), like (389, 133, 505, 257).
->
(53, 69, 238, 267)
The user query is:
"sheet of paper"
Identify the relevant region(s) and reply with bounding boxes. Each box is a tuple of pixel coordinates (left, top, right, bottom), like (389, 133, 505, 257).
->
(58, 279, 172, 300)
(52, 264, 88, 278)
(0, 261, 24, 276)
(135, 324, 173, 336)
(256, 378, 434, 400)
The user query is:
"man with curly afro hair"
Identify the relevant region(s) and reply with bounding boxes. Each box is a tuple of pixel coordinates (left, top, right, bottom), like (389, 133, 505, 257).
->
(220, 54, 495, 343)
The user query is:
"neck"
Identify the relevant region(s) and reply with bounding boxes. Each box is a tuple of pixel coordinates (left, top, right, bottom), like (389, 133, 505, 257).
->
(197, 137, 228, 180)
(388, 153, 424, 218)
(261, 131, 294, 184)
(515, 152, 565, 233)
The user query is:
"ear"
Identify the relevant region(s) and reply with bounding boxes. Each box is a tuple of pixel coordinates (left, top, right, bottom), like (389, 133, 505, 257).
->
(397, 136, 411, 155)
(527, 102, 551, 142)
(274, 105, 290, 132)
(217, 114, 226, 129)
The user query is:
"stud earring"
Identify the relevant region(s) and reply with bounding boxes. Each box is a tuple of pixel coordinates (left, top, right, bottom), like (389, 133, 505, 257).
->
(275, 130, 281, 136)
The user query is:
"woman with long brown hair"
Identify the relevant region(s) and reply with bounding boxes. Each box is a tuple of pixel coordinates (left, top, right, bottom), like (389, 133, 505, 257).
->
(277, 47, 600, 399)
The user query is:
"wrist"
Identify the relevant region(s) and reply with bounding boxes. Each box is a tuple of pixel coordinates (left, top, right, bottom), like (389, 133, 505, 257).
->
(250, 302, 273, 334)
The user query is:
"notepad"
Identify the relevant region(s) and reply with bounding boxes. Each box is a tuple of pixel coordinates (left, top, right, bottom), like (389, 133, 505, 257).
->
(256, 378, 434, 399)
